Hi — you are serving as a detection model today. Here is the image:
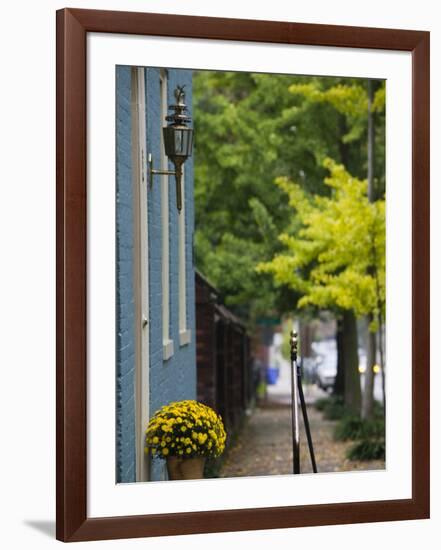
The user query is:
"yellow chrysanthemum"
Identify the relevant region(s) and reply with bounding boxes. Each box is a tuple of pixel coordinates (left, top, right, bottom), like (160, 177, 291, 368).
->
(145, 400, 227, 459)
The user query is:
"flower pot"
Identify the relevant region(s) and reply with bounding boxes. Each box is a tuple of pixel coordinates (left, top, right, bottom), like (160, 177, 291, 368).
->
(166, 456, 206, 480)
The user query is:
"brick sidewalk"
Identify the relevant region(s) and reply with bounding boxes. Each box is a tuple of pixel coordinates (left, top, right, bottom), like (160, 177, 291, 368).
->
(220, 394, 385, 478)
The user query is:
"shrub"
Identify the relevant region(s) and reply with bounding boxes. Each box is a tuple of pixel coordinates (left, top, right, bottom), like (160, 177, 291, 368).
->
(256, 381, 267, 400)
(203, 456, 223, 478)
(315, 396, 347, 420)
(334, 416, 365, 441)
(334, 415, 385, 441)
(347, 438, 385, 461)
(315, 397, 330, 412)
(373, 400, 385, 418)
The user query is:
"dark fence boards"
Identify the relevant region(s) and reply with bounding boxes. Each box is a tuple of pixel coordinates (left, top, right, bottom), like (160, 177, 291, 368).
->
(196, 272, 253, 438)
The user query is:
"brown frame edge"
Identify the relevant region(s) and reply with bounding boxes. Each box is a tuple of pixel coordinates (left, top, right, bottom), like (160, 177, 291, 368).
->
(56, 7, 430, 542)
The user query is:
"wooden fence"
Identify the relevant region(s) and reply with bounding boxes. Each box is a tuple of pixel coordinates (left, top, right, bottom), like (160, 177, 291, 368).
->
(195, 272, 254, 437)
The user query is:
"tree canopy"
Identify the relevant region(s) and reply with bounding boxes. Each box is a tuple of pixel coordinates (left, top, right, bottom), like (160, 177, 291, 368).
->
(257, 159, 385, 328)
(193, 70, 385, 323)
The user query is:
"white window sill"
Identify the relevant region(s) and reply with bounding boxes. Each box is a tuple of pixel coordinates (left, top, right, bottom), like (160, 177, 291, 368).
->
(163, 339, 174, 361)
(179, 329, 191, 347)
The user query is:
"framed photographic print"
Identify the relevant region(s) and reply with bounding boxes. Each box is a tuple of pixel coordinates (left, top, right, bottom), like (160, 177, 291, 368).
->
(56, 7, 430, 542)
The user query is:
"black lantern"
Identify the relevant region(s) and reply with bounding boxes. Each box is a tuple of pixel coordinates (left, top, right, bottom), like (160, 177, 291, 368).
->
(148, 85, 194, 212)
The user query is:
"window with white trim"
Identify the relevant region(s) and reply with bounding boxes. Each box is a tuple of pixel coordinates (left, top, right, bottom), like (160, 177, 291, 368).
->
(179, 165, 191, 346)
(160, 71, 174, 360)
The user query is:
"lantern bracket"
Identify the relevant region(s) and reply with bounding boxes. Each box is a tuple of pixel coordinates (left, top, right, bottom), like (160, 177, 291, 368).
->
(147, 153, 176, 186)
(147, 153, 184, 212)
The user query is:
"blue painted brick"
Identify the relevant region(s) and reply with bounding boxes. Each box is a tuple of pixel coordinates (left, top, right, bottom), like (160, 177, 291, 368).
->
(115, 66, 136, 483)
(116, 66, 196, 483)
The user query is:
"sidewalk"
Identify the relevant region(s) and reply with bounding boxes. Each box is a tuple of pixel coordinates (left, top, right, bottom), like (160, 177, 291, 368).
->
(220, 357, 385, 478)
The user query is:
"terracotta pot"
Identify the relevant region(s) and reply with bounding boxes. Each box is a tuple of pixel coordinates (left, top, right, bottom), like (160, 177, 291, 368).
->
(166, 456, 206, 480)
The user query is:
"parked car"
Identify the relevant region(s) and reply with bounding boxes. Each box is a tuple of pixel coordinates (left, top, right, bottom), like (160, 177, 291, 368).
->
(313, 341, 367, 393)
(315, 357, 337, 392)
(311, 339, 337, 391)
(301, 357, 318, 384)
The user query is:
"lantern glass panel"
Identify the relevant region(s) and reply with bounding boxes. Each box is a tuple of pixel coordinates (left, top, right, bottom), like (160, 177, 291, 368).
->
(163, 127, 175, 157)
(186, 129, 194, 156)
(163, 126, 193, 159)
(175, 129, 183, 155)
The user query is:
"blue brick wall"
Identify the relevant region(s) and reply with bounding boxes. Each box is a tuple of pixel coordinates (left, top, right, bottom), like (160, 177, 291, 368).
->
(116, 66, 196, 483)
(146, 68, 196, 481)
(115, 66, 136, 483)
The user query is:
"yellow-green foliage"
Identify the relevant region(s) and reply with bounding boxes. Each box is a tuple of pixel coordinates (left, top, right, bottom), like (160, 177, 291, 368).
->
(289, 82, 385, 117)
(145, 400, 227, 460)
(288, 81, 385, 145)
(258, 159, 385, 327)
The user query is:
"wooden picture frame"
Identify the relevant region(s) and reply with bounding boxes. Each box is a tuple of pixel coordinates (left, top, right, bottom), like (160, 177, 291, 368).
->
(56, 7, 430, 542)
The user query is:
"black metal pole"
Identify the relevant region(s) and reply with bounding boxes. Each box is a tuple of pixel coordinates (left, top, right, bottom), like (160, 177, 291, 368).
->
(290, 330, 318, 475)
(297, 366, 318, 473)
(290, 331, 300, 474)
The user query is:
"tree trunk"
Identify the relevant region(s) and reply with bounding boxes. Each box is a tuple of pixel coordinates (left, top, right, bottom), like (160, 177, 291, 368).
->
(367, 79, 376, 203)
(362, 314, 376, 420)
(361, 80, 377, 421)
(342, 309, 361, 414)
(299, 319, 313, 357)
(333, 317, 345, 397)
(378, 317, 386, 410)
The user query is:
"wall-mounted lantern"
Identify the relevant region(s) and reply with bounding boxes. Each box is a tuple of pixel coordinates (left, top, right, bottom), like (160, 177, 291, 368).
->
(148, 85, 194, 212)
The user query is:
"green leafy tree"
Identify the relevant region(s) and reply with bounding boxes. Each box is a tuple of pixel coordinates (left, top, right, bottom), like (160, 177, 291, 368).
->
(193, 71, 385, 327)
(258, 159, 385, 412)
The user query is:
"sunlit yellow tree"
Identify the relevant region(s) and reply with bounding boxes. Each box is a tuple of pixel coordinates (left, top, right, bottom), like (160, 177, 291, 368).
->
(258, 159, 385, 413)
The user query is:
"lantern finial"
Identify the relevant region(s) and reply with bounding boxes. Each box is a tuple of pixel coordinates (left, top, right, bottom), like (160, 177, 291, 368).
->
(166, 85, 191, 127)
